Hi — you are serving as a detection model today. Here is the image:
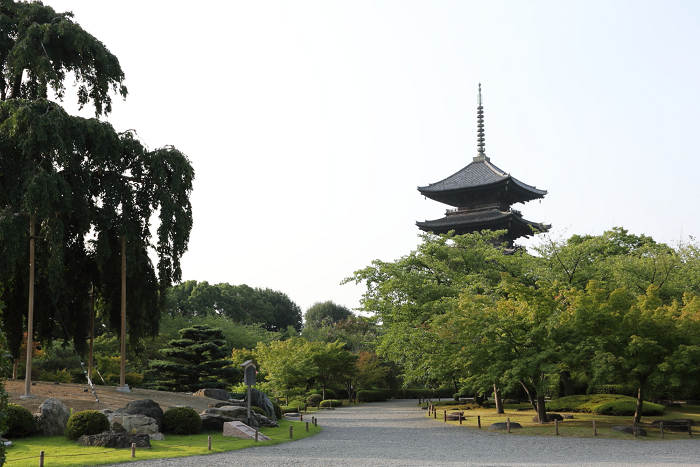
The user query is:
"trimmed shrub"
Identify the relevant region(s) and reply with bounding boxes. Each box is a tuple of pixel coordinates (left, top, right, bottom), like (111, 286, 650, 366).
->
(320, 399, 342, 408)
(163, 407, 202, 435)
(308, 388, 337, 399)
(4, 404, 38, 438)
(251, 406, 267, 416)
(271, 400, 282, 420)
(39, 369, 72, 383)
(390, 388, 454, 400)
(596, 400, 664, 416)
(65, 410, 110, 441)
(281, 406, 300, 414)
(357, 390, 391, 403)
(546, 394, 665, 416)
(306, 394, 323, 407)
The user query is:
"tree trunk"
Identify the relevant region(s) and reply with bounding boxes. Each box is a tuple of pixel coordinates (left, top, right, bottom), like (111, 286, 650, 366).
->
(536, 394, 547, 424)
(520, 380, 537, 412)
(560, 370, 575, 397)
(493, 383, 504, 414)
(633, 385, 644, 425)
(452, 377, 459, 395)
(10, 72, 22, 99)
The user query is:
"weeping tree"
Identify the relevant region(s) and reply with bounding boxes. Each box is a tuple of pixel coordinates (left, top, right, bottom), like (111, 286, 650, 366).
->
(0, 1, 194, 360)
(146, 325, 240, 392)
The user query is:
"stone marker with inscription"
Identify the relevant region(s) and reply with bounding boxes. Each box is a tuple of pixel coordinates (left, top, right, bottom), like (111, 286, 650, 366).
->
(223, 421, 271, 441)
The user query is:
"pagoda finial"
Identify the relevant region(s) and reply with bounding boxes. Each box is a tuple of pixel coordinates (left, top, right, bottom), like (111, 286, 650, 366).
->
(474, 83, 489, 162)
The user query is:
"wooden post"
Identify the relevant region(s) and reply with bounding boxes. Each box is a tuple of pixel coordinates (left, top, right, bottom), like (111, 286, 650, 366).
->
(131, 443, 136, 458)
(306, 421, 309, 432)
(314, 417, 317, 427)
(477, 415, 481, 429)
(689, 422, 692, 439)
(208, 435, 211, 450)
(507, 417, 511, 434)
(39, 451, 44, 467)
(660, 421, 664, 439)
(88, 284, 95, 382)
(593, 420, 597, 436)
(300, 414, 303, 422)
(433, 410, 436, 419)
(255, 430, 259, 442)
(22, 215, 36, 399)
(459, 413, 462, 425)
(633, 422, 637, 438)
(290, 425, 293, 438)
(443, 410, 446, 422)
(555, 419, 559, 436)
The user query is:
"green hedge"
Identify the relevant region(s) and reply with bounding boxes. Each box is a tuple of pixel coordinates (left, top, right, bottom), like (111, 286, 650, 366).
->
(163, 407, 202, 435)
(320, 399, 342, 408)
(65, 410, 110, 441)
(393, 388, 454, 399)
(357, 390, 391, 402)
(4, 404, 38, 438)
(546, 395, 665, 416)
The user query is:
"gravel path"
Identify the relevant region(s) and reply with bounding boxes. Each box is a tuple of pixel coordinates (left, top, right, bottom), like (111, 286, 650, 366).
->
(108, 400, 700, 467)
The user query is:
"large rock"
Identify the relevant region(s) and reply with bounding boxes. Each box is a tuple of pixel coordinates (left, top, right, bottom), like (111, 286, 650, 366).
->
(108, 414, 162, 439)
(611, 425, 647, 436)
(489, 422, 522, 430)
(200, 406, 258, 430)
(194, 388, 231, 401)
(34, 398, 70, 436)
(76, 432, 151, 448)
(253, 412, 279, 428)
(247, 388, 277, 421)
(116, 400, 163, 431)
(531, 413, 564, 423)
(210, 401, 245, 408)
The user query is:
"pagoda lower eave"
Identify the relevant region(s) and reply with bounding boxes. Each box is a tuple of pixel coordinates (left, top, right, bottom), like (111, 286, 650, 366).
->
(416, 209, 549, 240)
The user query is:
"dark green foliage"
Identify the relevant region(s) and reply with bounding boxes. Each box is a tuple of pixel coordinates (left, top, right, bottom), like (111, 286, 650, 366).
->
(162, 407, 202, 435)
(4, 403, 37, 438)
(320, 399, 342, 407)
(357, 390, 390, 402)
(545, 395, 665, 416)
(229, 392, 246, 400)
(281, 406, 301, 414)
(308, 388, 336, 399)
(395, 388, 454, 400)
(303, 301, 353, 329)
(251, 406, 266, 416)
(306, 394, 322, 407)
(164, 282, 302, 333)
(65, 410, 110, 441)
(270, 400, 282, 420)
(146, 325, 239, 392)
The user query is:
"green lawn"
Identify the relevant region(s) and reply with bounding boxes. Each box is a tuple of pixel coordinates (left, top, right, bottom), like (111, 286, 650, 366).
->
(423, 402, 700, 440)
(5, 420, 321, 467)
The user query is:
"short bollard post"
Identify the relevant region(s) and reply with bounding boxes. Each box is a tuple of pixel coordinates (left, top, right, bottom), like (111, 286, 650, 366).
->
(459, 413, 462, 425)
(306, 421, 309, 432)
(555, 419, 559, 436)
(660, 421, 664, 439)
(255, 430, 259, 442)
(507, 418, 511, 434)
(300, 414, 303, 422)
(689, 422, 693, 439)
(593, 420, 597, 436)
(39, 451, 44, 467)
(208, 435, 212, 450)
(443, 410, 447, 422)
(290, 425, 293, 438)
(433, 410, 436, 419)
(314, 417, 318, 427)
(633, 422, 637, 438)
(131, 443, 136, 458)
(477, 415, 481, 429)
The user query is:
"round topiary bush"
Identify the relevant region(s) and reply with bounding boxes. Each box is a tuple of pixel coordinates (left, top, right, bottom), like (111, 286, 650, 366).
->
(4, 403, 38, 438)
(65, 410, 110, 441)
(320, 399, 342, 408)
(162, 407, 202, 435)
(271, 400, 282, 419)
(251, 406, 267, 416)
(306, 394, 323, 407)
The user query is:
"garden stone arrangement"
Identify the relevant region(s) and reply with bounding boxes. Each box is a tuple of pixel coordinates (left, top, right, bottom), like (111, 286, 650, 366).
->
(34, 398, 70, 436)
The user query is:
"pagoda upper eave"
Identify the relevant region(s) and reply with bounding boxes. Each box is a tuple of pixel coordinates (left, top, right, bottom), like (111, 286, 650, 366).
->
(416, 209, 550, 239)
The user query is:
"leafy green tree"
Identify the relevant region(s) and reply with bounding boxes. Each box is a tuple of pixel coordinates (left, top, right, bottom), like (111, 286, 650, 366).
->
(355, 351, 389, 391)
(303, 301, 353, 329)
(302, 315, 379, 352)
(307, 340, 358, 399)
(0, 1, 194, 359)
(255, 337, 311, 405)
(146, 325, 238, 392)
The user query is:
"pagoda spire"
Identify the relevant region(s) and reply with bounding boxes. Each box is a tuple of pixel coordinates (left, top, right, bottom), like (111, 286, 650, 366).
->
(474, 83, 489, 162)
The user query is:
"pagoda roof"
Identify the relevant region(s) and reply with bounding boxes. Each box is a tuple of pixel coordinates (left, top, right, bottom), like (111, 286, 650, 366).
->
(418, 157, 547, 204)
(416, 208, 549, 239)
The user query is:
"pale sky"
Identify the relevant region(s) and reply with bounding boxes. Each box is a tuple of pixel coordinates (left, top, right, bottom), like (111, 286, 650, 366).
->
(47, 0, 700, 312)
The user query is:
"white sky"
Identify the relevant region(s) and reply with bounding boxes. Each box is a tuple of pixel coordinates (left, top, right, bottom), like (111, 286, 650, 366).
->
(47, 0, 700, 312)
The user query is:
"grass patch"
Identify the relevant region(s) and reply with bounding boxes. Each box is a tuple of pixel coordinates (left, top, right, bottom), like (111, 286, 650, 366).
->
(425, 401, 700, 440)
(546, 395, 665, 416)
(5, 420, 321, 466)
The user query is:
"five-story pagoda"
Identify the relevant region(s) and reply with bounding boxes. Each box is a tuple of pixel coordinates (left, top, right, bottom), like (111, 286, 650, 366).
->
(416, 84, 549, 244)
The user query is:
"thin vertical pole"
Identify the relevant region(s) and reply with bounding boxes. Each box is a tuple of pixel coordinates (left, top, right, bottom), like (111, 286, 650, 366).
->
(88, 284, 95, 382)
(660, 421, 663, 439)
(593, 420, 597, 436)
(39, 451, 44, 467)
(208, 436, 211, 450)
(131, 443, 135, 458)
(555, 419, 559, 435)
(120, 236, 126, 390)
(23, 215, 36, 398)
(507, 417, 511, 434)
(477, 415, 481, 429)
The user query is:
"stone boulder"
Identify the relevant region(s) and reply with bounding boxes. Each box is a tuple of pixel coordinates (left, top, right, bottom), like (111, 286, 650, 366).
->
(253, 412, 279, 428)
(76, 431, 151, 448)
(108, 414, 162, 439)
(611, 425, 647, 436)
(200, 406, 258, 431)
(116, 400, 163, 431)
(34, 398, 70, 436)
(194, 388, 231, 401)
(247, 388, 277, 421)
(489, 422, 522, 430)
(531, 413, 563, 423)
(446, 412, 464, 421)
(210, 401, 245, 409)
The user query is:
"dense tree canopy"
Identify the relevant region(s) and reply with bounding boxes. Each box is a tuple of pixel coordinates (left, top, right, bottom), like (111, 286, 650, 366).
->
(303, 300, 353, 329)
(0, 1, 194, 358)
